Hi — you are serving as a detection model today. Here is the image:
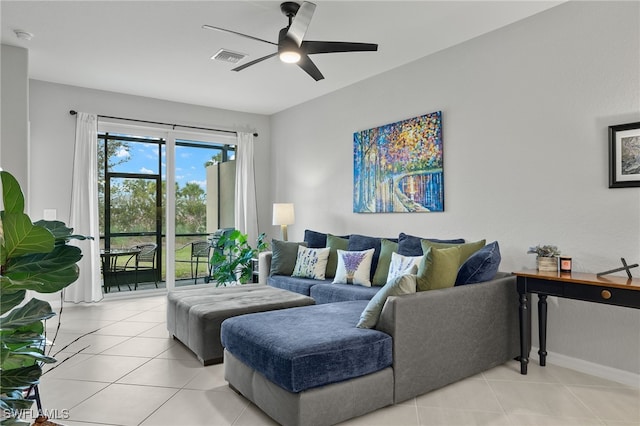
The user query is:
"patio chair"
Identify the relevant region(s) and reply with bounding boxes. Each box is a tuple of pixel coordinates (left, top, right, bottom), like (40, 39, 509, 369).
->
(125, 243, 158, 289)
(190, 240, 212, 283)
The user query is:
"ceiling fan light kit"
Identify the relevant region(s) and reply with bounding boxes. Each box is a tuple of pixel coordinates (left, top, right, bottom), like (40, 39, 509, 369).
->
(280, 50, 301, 64)
(203, 1, 378, 81)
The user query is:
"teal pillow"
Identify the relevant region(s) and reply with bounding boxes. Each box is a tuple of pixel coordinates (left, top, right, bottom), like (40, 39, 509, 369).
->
(325, 234, 349, 279)
(356, 271, 417, 329)
(269, 240, 308, 276)
(416, 246, 461, 291)
(372, 239, 399, 286)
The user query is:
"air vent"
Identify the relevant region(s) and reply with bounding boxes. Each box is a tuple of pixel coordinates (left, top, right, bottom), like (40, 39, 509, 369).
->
(211, 49, 247, 64)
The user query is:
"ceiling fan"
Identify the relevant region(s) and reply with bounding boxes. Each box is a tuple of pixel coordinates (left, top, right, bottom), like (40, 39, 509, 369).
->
(203, 1, 378, 81)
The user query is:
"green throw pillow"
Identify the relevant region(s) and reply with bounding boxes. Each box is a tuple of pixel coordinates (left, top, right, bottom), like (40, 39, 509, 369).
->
(416, 246, 462, 291)
(421, 239, 486, 264)
(356, 271, 417, 329)
(372, 239, 399, 286)
(325, 234, 349, 278)
(269, 240, 308, 276)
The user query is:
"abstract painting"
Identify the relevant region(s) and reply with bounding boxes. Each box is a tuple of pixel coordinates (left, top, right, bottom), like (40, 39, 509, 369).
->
(353, 111, 443, 213)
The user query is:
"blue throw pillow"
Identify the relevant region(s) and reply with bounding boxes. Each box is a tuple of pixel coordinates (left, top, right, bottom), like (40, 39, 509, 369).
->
(455, 241, 501, 285)
(397, 233, 465, 256)
(304, 230, 328, 248)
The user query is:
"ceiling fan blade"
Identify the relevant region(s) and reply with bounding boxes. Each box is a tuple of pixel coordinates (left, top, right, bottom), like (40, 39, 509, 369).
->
(297, 55, 324, 81)
(202, 24, 277, 46)
(232, 52, 278, 72)
(287, 1, 316, 47)
(302, 41, 378, 55)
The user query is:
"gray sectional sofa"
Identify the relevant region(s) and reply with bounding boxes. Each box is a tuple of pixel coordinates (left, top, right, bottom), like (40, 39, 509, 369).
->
(221, 231, 520, 426)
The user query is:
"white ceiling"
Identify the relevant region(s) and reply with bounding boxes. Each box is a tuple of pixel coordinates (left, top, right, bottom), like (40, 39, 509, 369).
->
(1, 1, 562, 115)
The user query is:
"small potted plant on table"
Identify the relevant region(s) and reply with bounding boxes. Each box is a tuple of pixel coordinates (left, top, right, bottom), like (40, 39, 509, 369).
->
(528, 244, 561, 271)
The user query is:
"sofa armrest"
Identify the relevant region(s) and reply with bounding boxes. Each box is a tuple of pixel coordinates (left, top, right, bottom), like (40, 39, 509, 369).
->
(376, 272, 519, 403)
(258, 251, 272, 285)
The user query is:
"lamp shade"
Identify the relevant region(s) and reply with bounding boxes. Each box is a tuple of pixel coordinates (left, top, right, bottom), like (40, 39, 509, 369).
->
(272, 203, 295, 226)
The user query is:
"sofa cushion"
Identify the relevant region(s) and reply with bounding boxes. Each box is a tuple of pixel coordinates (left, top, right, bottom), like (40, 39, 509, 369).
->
(416, 246, 461, 291)
(304, 230, 350, 248)
(292, 246, 330, 280)
(303, 229, 328, 248)
(387, 252, 422, 282)
(268, 275, 331, 296)
(456, 241, 501, 285)
(310, 282, 381, 304)
(326, 234, 349, 279)
(270, 240, 308, 276)
(372, 239, 399, 286)
(333, 248, 375, 286)
(421, 239, 486, 265)
(357, 273, 417, 329)
(397, 233, 465, 256)
(221, 301, 393, 393)
(347, 234, 382, 278)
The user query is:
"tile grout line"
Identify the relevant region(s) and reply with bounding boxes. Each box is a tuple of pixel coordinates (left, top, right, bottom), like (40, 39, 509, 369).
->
(481, 372, 513, 425)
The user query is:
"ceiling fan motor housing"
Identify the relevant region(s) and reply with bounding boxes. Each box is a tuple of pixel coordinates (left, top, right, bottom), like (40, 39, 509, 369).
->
(280, 2, 301, 19)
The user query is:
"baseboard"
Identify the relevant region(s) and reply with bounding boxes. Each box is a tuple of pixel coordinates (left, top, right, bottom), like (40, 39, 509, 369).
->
(532, 346, 640, 388)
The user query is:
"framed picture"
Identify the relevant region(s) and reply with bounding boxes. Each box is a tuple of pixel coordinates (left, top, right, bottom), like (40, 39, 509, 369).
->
(609, 121, 640, 188)
(353, 111, 443, 213)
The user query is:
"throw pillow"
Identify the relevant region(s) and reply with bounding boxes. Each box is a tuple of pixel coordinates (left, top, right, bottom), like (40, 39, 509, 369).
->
(325, 234, 349, 279)
(421, 239, 486, 265)
(347, 234, 383, 280)
(387, 252, 422, 282)
(333, 248, 375, 286)
(397, 232, 465, 256)
(372, 239, 399, 286)
(416, 246, 462, 291)
(456, 241, 501, 285)
(356, 273, 417, 329)
(292, 246, 331, 280)
(303, 229, 328, 248)
(270, 240, 308, 276)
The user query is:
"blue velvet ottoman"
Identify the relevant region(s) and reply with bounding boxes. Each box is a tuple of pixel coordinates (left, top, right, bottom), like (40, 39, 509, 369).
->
(221, 301, 394, 426)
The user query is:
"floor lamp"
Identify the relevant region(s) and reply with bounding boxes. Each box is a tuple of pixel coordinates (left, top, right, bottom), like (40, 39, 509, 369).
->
(273, 203, 295, 241)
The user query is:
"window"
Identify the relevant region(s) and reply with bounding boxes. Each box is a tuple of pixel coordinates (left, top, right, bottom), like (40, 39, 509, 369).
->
(98, 127, 236, 289)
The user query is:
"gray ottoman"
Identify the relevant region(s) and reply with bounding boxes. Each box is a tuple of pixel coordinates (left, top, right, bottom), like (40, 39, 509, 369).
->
(166, 284, 315, 365)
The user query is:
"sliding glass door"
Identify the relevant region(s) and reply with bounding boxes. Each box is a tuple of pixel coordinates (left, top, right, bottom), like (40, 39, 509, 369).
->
(97, 123, 236, 293)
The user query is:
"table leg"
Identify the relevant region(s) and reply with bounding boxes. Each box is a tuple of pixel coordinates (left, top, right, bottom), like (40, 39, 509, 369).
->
(538, 294, 548, 366)
(519, 292, 529, 374)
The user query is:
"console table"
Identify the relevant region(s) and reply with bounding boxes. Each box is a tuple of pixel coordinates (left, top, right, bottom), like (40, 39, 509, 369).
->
(514, 269, 640, 374)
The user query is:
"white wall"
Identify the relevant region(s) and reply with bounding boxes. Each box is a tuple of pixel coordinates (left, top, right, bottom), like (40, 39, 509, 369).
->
(28, 80, 271, 233)
(270, 1, 640, 375)
(0, 44, 30, 192)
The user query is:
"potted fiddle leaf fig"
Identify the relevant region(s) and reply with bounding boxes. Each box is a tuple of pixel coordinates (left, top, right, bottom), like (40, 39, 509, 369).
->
(210, 229, 268, 286)
(0, 170, 90, 425)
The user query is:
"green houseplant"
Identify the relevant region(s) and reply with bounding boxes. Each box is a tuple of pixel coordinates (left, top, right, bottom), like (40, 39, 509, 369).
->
(210, 230, 267, 286)
(0, 171, 89, 425)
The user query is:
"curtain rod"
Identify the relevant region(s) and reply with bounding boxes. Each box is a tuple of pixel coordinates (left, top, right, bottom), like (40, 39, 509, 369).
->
(69, 110, 258, 137)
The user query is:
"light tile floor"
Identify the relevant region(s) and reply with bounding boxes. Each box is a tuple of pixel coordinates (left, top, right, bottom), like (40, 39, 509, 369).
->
(32, 293, 639, 426)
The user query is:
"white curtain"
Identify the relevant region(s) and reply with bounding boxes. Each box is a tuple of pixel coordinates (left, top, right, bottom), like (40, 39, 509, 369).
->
(64, 112, 102, 303)
(234, 132, 259, 246)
